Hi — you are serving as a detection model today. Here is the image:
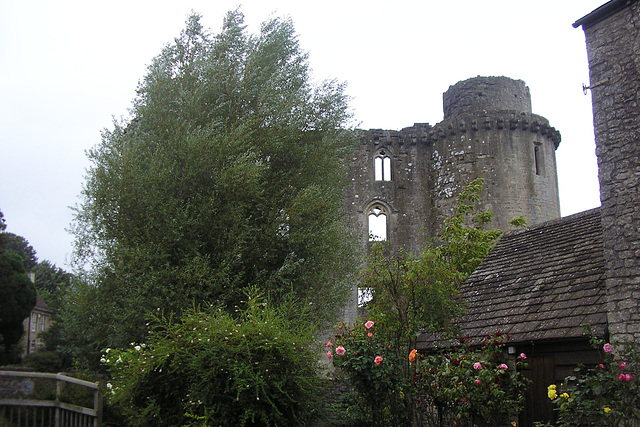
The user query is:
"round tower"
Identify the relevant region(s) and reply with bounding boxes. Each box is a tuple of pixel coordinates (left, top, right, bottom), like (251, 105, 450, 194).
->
(430, 76, 561, 231)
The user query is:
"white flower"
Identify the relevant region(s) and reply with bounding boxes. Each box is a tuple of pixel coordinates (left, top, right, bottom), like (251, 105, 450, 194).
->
(134, 345, 141, 351)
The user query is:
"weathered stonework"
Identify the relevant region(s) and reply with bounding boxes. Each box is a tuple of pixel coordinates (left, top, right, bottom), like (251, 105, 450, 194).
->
(575, 0, 640, 343)
(346, 76, 562, 258)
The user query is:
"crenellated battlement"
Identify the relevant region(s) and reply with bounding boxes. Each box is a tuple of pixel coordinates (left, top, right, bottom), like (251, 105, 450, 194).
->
(428, 112, 561, 146)
(360, 111, 561, 148)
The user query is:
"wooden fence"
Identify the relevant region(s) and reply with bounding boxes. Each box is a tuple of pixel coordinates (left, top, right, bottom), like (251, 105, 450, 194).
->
(0, 370, 102, 427)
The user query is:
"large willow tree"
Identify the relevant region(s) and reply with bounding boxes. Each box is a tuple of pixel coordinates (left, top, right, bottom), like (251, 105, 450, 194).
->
(70, 11, 357, 356)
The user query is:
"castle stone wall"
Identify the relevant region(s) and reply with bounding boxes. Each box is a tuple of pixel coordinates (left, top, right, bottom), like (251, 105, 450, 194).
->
(346, 76, 561, 258)
(443, 76, 532, 119)
(579, 0, 640, 342)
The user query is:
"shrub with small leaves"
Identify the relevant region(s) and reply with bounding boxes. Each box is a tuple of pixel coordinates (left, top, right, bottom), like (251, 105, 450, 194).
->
(550, 334, 640, 426)
(411, 332, 530, 427)
(103, 289, 321, 427)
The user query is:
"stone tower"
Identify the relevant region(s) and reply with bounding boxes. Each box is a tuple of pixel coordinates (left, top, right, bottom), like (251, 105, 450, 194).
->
(346, 76, 562, 257)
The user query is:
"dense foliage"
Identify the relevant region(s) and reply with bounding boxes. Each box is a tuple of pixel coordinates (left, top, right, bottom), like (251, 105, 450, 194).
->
(103, 289, 321, 427)
(328, 319, 407, 425)
(326, 180, 508, 425)
(0, 210, 37, 364)
(1, 232, 38, 270)
(68, 10, 357, 365)
(412, 332, 530, 426)
(548, 335, 640, 426)
(360, 179, 503, 367)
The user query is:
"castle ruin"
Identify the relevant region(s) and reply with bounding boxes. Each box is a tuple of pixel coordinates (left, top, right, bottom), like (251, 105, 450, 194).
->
(346, 76, 562, 256)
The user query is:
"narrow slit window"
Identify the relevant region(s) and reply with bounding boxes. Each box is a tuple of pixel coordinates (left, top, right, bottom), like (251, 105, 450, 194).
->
(534, 143, 545, 176)
(374, 151, 391, 181)
(368, 205, 388, 241)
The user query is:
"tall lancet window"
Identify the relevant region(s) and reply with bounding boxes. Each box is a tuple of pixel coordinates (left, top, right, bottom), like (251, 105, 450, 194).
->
(368, 204, 388, 241)
(374, 150, 391, 181)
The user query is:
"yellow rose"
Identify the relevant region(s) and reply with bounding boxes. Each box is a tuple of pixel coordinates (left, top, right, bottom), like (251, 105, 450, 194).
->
(604, 407, 612, 414)
(561, 393, 569, 399)
(548, 390, 557, 400)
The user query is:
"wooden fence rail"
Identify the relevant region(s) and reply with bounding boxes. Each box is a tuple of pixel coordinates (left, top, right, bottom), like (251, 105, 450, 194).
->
(0, 370, 102, 427)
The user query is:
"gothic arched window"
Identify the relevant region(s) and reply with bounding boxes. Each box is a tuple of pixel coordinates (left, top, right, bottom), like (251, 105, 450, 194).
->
(374, 150, 391, 181)
(368, 204, 388, 241)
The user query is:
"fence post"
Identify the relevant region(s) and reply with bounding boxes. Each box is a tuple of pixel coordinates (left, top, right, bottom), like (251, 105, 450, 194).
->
(94, 381, 103, 427)
(54, 374, 62, 427)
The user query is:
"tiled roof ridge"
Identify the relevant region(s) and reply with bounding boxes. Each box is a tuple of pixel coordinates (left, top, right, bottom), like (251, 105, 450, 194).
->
(501, 207, 601, 238)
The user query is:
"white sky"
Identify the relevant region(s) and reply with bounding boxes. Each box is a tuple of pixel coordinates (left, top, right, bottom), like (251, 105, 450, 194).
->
(0, 0, 605, 268)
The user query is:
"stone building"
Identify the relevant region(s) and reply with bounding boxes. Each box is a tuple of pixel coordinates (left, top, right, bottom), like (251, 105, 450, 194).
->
(573, 0, 640, 344)
(346, 76, 562, 258)
(20, 294, 53, 356)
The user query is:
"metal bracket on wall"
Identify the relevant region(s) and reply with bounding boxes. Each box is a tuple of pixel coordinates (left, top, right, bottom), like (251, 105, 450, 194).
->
(583, 78, 610, 95)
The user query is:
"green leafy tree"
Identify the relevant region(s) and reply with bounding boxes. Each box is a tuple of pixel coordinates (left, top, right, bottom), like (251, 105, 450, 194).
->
(0, 210, 37, 364)
(29, 261, 73, 361)
(336, 179, 504, 424)
(1, 232, 38, 271)
(362, 179, 502, 364)
(69, 10, 357, 365)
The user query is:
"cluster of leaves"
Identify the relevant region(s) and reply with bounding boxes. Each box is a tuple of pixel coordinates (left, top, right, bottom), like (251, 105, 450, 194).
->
(327, 319, 407, 425)
(103, 288, 321, 427)
(411, 332, 530, 427)
(359, 179, 503, 372)
(327, 180, 506, 425)
(0, 210, 37, 364)
(549, 336, 640, 426)
(67, 9, 357, 367)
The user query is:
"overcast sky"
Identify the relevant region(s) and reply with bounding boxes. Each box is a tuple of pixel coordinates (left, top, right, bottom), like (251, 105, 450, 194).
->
(0, 1, 605, 269)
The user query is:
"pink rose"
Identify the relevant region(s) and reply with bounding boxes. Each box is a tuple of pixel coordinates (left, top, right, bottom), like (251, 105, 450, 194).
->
(603, 343, 613, 353)
(626, 374, 633, 381)
(367, 332, 373, 338)
(475, 379, 480, 384)
(326, 351, 333, 359)
(618, 373, 627, 380)
(498, 364, 508, 370)
(326, 341, 332, 348)
(374, 356, 383, 365)
(473, 362, 482, 370)
(519, 353, 527, 360)
(365, 320, 375, 329)
(619, 361, 627, 370)
(336, 346, 346, 356)
(598, 364, 605, 369)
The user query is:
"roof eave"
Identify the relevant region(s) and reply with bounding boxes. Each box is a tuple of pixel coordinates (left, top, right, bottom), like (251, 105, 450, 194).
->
(573, 0, 639, 29)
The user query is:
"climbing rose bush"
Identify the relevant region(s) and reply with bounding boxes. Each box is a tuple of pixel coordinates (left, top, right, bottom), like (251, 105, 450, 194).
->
(327, 319, 407, 425)
(550, 337, 640, 426)
(411, 332, 529, 426)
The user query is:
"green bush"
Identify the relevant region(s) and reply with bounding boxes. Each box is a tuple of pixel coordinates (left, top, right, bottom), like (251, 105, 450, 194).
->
(411, 332, 530, 427)
(21, 350, 64, 372)
(550, 336, 640, 426)
(103, 289, 321, 426)
(327, 319, 407, 426)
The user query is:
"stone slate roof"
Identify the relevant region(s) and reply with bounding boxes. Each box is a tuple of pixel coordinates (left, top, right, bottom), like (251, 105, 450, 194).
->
(418, 208, 607, 348)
